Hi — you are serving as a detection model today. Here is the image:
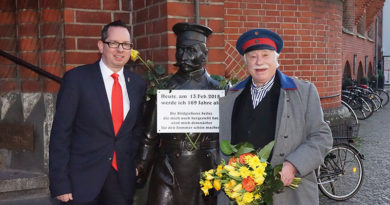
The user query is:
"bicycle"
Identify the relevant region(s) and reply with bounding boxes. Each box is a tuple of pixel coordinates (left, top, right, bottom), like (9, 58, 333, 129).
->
(342, 89, 373, 120)
(317, 117, 365, 201)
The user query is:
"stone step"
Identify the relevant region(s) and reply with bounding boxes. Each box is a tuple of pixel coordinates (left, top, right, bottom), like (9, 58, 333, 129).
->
(0, 169, 49, 201)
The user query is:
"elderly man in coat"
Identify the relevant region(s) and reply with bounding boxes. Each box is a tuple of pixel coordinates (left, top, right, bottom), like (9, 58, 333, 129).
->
(218, 28, 333, 204)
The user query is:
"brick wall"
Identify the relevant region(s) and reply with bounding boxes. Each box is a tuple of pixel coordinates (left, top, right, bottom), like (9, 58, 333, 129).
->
(342, 33, 376, 80)
(0, 0, 384, 109)
(224, 0, 343, 109)
(341, 0, 384, 83)
(0, 0, 63, 93)
(63, 0, 131, 71)
(0, 0, 17, 93)
(132, 0, 225, 75)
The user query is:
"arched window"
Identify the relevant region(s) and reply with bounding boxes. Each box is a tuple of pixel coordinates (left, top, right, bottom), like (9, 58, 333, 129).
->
(343, 0, 354, 32)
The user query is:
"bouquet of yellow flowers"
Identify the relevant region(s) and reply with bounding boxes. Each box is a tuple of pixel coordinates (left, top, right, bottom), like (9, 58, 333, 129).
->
(200, 140, 301, 205)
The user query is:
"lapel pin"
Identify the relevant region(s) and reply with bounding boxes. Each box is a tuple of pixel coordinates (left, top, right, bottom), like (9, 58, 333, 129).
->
(127, 77, 130, 82)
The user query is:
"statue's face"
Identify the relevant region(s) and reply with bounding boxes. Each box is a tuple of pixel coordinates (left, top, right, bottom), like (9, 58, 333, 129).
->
(175, 43, 207, 72)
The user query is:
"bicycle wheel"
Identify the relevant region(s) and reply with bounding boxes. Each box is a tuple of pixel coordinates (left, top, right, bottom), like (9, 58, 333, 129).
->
(376, 89, 389, 107)
(350, 97, 373, 120)
(341, 100, 359, 138)
(368, 93, 382, 111)
(317, 144, 364, 201)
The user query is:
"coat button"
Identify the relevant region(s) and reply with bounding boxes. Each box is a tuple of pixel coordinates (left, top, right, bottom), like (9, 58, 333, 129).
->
(284, 135, 288, 139)
(108, 157, 112, 161)
(279, 153, 285, 157)
(287, 115, 290, 118)
(176, 153, 181, 158)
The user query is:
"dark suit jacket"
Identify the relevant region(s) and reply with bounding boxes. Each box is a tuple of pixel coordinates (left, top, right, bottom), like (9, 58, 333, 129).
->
(49, 61, 146, 202)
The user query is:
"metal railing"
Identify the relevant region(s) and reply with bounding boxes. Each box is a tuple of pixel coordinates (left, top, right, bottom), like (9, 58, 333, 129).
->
(0, 49, 62, 83)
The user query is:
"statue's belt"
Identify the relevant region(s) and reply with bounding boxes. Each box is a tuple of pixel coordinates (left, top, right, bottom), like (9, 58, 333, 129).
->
(160, 135, 218, 152)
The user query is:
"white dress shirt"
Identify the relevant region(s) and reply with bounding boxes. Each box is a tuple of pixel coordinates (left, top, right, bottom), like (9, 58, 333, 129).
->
(99, 59, 130, 119)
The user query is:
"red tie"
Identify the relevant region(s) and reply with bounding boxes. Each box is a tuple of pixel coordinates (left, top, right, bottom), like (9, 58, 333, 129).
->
(111, 73, 123, 171)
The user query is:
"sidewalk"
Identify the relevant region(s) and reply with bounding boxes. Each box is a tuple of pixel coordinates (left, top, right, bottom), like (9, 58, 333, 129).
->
(0, 195, 58, 205)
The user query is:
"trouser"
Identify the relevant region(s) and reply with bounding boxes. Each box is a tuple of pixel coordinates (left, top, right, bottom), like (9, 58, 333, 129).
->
(146, 148, 218, 205)
(61, 168, 131, 205)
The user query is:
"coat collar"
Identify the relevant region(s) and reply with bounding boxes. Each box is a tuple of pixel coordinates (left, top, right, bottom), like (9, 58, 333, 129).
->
(230, 69, 297, 91)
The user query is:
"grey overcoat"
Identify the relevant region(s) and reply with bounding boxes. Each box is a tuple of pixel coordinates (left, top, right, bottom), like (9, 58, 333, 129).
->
(218, 69, 333, 205)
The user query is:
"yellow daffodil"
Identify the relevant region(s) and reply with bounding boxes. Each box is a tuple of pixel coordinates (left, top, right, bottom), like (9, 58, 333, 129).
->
(226, 179, 236, 189)
(229, 170, 241, 177)
(205, 171, 214, 180)
(130, 49, 139, 62)
(231, 191, 241, 199)
(253, 167, 265, 177)
(201, 186, 210, 196)
(224, 165, 235, 172)
(206, 169, 215, 175)
(213, 179, 221, 191)
(239, 166, 252, 178)
(201, 180, 213, 196)
(254, 175, 265, 185)
(233, 184, 242, 192)
(242, 192, 254, 203)
(216, 165, 223, 177)
(247, 155, 261, 169)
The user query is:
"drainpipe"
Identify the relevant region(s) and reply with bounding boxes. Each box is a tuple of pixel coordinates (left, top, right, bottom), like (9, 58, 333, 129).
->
(375, 17, 379, 88)
(194, 0, 199, 24)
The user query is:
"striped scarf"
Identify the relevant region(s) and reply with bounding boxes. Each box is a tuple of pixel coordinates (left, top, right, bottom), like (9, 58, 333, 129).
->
(250, 75, 275, 108)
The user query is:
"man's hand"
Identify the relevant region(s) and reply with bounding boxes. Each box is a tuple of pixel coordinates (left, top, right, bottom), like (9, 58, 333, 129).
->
(280, 161, 297, 186)
(56, 193, 73, 202)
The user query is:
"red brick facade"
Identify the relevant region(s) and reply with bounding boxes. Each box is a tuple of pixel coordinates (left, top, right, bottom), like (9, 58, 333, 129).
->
(0, 0, 385, 110)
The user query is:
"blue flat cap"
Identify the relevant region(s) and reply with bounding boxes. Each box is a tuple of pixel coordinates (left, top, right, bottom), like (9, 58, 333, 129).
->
(236, 28, 283, 55)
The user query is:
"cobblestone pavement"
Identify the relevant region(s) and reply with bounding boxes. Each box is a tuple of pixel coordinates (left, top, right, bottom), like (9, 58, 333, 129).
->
(319, 104, 390, 205)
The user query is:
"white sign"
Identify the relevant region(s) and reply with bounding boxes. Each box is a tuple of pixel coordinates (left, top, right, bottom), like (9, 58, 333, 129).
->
(157, 90, 225, 133)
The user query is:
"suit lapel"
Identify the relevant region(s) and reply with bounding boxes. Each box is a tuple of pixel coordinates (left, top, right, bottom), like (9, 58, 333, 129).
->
(119, 69, 137, 134)
(92, 62, 115, 135)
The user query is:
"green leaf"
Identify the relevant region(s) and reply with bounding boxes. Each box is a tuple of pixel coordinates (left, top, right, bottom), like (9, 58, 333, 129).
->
(273, 164, 283, 176)
(211, 74, 225, 82)
(232, 142, 254, 157)
(220, 140, 234, 155)
(155, 65, 166, 76)
(236, 146, 255, 157)
(262, 190, 273, 205)
(257, 140, 275, 160)
(230, 78, 239, 85)
(146, 71, 154, 81)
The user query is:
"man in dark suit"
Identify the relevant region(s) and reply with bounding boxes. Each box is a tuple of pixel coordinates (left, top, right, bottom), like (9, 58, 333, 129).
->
(49, 20, 146, 205)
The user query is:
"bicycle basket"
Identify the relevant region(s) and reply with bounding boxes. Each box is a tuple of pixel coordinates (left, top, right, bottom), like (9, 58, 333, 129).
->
(329, 120, 359, 141)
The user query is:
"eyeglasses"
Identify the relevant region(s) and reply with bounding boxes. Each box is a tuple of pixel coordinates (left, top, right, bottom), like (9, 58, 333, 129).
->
(103, 41, 133, 50)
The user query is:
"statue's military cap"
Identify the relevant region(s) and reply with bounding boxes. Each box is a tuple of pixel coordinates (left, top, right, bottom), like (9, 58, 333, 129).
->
(236, 28, 283, 55)
(173, 22, 212, 45)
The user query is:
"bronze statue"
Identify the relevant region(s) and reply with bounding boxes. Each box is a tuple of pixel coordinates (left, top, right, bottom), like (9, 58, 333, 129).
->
(137, 22, 220, 205)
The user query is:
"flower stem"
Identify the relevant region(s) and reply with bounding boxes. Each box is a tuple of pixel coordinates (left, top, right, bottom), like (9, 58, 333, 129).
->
(138, 56, 160, 85)
(185, 133, 199, 150)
